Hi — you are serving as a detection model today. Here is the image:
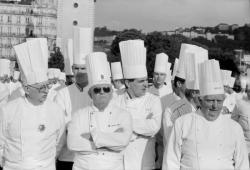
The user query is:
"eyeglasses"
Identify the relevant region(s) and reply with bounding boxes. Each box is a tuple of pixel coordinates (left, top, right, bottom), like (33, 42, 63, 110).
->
(93, 87, 111, 94)
(27, 83, 51, 93)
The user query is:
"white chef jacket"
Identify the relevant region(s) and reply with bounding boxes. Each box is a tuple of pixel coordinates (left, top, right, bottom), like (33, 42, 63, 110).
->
(162, 97, 194, 148)
(0, 97, 65, 170)
(232, 98, 250, 153)
(55, 83, 91, 162)
(114, 92, 162, 170)
(67, 101, 132, 170)
(163, 110, 249, 170)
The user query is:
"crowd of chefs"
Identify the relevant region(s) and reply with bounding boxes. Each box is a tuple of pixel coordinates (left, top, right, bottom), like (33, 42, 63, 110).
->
(0, 26, 250, 170)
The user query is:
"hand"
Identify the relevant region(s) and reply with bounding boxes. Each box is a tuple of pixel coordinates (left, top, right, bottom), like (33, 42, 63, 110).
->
(114, 127, 124, 133)
(81, 133, 93, 141)
(146, 112, 153, 119)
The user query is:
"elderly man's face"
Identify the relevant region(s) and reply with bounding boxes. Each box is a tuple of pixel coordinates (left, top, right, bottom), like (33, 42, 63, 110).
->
(153, 72, 166, 88)
(200, 94, 225, 121)
(126, 77, 148, 98)
(89, 84, 113, 110)
(24, 81, 51, 104)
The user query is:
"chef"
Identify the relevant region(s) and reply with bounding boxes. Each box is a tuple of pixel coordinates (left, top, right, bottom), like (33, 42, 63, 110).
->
(115, 39, 162, 170)
(0, 38, 65, 170)
(110, 62, 125, 95)
(55, 27, 93, 169)
(148, 52, 173, 107)
(164, 59, 249, 170)
(148, 52, 172, 169)
(67, 52, 132, 170)
(162, 44, 208, 148)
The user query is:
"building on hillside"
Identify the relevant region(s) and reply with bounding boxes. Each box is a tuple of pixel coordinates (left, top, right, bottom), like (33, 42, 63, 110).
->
(0, 0, 57, 59)
(216, 23, 230, 31)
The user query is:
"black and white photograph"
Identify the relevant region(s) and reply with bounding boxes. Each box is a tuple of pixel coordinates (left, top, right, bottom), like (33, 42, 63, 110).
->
(0, 0, 250, 170)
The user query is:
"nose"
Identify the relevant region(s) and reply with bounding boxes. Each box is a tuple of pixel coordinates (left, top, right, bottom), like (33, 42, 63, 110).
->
(212, 100, 218, 109)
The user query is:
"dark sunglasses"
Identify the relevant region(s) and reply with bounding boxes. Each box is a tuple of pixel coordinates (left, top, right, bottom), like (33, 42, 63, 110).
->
(93, 87, 111, 94)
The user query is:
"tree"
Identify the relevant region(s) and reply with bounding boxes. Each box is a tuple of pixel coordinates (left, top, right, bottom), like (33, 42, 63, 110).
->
(48, 47, 65, 71)
(145, 32, 171, 77)
(109, 29, 146, 61)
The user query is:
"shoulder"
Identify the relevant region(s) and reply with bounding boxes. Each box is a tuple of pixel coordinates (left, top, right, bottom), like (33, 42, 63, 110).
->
(73, 106, 91, 119)
(2, 97, 24, 111)
(225, 116, 244, 132)
(174, 111, 196, 127)
(0, 97, 25, 120)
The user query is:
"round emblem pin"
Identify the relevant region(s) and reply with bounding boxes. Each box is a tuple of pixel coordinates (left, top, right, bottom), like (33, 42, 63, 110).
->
(38, 124, 46, 132)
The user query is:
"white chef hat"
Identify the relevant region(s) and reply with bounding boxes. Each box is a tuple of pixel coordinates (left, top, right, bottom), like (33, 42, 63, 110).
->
(241, 76, 248, 89)
(47, 68, 61, 79)
(111, 62, 123, 80)
(185, 48, 209, 90)
(73, 27, 93, 65)
(220, 70, 232, 86)
(185, 53, 196, 90)
(165, 62, 172, 83)
(14, 39, 49, 85)
(26, 38, 49, 68)
(171, 58, 179, 81)
(65, 38, 74, 75)
(154, 53, 169, 73)
(119, 39, 147, 79)
(59, 72, 66, 81)
(86, 52, 111, 87)
(228, 76, 236, 88)
(0, 58, 11, 77)
(199, 59, 224, 96)
(13, 71, 20, 80)
(176, 44, 208, 80)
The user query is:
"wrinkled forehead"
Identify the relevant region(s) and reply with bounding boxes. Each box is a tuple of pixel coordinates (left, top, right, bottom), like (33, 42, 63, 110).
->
(29, 80, 50, 87)
(91, 83, 112, 89)
(202, 94, 225, 101)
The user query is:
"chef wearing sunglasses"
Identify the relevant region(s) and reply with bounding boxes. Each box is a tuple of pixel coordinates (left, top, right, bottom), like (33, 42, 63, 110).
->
(67, 52, 132, 170)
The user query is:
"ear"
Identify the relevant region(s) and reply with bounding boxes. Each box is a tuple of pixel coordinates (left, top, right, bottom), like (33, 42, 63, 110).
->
(124, 80, 130, 89)
(176, 81, 182, 88)
(88, 88, 93, 99)
(22, 85, 30, 94)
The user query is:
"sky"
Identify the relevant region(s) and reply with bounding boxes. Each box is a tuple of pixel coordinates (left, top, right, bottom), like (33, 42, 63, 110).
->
(95, 0, 250, 32)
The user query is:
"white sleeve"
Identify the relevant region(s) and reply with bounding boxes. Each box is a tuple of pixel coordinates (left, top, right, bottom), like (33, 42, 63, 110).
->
(91, 112, 133, 151)
(233, 124, 249, 170)
(55, 89, 71, 124)
(162, 119, 182, 170)
(162, 107, 174, 148)
(56, 108, 66, 157)
(67, 111, 96, 152)
(133, 97, 162, 137)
